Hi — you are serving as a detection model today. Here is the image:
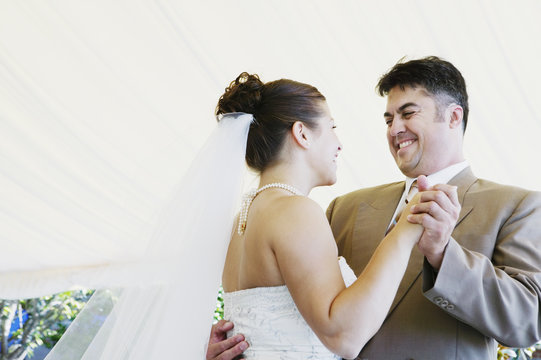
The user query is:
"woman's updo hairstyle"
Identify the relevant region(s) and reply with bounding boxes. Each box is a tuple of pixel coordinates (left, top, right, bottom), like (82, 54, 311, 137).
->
(216, 72, 326, 172)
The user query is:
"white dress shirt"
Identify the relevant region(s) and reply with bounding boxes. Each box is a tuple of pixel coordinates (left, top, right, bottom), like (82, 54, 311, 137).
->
(388, 161, 469, 229)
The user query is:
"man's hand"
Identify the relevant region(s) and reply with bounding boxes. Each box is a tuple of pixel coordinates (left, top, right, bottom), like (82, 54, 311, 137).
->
(407, 177, 460, 270)
(206, 320, 249, 360)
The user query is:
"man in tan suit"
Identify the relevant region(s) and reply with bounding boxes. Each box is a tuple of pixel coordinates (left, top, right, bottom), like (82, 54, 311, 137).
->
(326, 56, 541, 359)
(207, 57, 541, 359)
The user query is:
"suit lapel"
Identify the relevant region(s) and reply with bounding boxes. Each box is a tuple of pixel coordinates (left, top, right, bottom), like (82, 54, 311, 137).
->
(358, 181, 425, 315)
(386, 167, 478, 315)
(350, 183, 404, 275)
(388, 244, 424, 315)
(449, 167, 477, 226)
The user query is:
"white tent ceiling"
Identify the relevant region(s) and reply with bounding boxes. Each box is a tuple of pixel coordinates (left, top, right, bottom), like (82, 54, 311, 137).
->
(1, 0, 540, 272)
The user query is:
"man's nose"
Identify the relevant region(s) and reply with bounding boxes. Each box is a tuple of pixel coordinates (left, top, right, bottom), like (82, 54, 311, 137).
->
(389, 116, 406, 137)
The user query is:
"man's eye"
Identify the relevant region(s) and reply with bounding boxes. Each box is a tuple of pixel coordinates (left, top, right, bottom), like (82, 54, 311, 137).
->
(385, 119, 392, 126)
(403, 112, 414, 118)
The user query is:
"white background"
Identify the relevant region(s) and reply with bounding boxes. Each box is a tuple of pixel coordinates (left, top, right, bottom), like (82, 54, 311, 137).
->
(1, 1, 540, 269)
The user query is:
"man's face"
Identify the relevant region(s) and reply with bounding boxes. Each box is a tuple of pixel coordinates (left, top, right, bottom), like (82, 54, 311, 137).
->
(384, 85, 460, 177)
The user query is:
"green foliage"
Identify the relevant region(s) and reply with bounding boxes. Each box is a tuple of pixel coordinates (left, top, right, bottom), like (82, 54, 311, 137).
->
(497, 342, 541, 360)
(5, 285, 539, 359)
(0, 289, 93, 360)
(213, 286, 224, 323)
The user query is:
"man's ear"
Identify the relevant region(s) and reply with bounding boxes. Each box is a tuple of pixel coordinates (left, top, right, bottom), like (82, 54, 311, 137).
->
(447, 104, 464, 130)
(291, 121, 310, 149)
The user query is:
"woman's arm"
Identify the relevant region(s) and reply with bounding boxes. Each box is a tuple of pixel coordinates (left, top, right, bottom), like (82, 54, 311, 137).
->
(272, 194, 424, 359)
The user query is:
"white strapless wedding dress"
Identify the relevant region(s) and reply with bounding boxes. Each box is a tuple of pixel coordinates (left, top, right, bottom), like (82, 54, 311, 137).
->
(224, 256, 357, 359)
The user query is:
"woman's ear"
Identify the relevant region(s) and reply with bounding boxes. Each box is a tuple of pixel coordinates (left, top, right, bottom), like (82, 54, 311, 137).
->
(291, 121, 311, 149)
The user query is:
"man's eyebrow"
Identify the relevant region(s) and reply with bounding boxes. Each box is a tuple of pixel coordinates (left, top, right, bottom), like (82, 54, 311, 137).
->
(384, 102, 419, 117)
(398, 102, 418, 112)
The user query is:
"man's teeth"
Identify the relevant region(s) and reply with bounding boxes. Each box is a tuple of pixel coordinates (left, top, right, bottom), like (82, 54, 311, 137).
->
(399, 140, 414, 149)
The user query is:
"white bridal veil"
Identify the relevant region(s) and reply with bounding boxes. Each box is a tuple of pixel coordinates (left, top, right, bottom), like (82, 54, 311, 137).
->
(1, 112, 254, 358)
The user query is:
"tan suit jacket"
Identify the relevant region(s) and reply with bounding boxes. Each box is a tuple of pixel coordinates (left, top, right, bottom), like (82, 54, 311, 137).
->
(326, 167, 541, 359)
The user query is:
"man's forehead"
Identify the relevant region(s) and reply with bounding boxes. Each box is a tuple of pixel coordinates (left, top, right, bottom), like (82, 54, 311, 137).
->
(386, 85, 433, 109)
(388, 84, 432, 98)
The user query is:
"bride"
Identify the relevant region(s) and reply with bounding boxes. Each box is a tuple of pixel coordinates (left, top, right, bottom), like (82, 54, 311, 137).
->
(3, 71, 453, 359)
(213, 73, 443, 359)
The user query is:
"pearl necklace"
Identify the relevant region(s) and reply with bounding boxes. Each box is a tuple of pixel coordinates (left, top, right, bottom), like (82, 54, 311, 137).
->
(237, 182, 303, 235)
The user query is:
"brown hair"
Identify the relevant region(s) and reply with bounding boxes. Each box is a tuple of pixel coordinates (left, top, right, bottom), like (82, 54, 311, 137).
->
(376, 56, 469, 132)
(216, 72, 326, 172)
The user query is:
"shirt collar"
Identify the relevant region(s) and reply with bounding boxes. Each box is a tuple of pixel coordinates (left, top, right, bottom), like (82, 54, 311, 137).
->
(405, 161, 469, 192)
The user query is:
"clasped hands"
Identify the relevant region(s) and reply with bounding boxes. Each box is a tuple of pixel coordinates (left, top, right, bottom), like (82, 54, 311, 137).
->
(406, 175, 461, 270)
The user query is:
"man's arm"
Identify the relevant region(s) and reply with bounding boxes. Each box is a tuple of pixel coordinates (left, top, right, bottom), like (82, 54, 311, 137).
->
(206, 320, 249, 360)
(423, 189, 541, 347)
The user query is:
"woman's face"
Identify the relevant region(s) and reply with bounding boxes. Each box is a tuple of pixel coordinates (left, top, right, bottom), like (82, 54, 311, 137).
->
(308, 101, 342, 186)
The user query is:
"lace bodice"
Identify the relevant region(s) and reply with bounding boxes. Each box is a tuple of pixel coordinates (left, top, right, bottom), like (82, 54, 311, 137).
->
(224, 256, 357, 359)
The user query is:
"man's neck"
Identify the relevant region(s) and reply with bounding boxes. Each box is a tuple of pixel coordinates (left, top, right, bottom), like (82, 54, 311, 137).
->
(407, 161, 469, 186)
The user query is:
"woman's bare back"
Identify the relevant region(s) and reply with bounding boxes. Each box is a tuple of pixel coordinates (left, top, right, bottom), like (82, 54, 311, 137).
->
(222, 191, 291, 292)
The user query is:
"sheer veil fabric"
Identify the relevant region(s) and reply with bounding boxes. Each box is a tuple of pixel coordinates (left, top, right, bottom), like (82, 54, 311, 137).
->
(1, 113, 254, 358)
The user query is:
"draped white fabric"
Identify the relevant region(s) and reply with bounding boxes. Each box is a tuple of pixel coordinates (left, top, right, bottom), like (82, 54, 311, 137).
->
(1, 0, 541, 357)
(16, 112, 252, 358)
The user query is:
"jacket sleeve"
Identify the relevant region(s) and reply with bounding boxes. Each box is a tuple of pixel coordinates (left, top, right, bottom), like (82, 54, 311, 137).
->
(423, 190, 541, 348)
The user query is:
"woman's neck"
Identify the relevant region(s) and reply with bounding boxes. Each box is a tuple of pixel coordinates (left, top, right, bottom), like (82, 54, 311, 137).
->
(258, 163, 314, 196)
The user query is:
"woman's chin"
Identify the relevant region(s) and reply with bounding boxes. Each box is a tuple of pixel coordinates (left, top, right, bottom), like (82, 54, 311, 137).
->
(322, 176, 337, 187)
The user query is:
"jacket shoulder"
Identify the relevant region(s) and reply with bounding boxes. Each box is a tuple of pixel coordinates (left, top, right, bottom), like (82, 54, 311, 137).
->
(468, 178, 541, 202)
(327, 181, 403, 216)
(335, 181, 403, 202)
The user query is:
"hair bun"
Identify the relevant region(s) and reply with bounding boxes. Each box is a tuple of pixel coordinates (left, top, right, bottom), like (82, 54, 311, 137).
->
(216, 72, 264, 117)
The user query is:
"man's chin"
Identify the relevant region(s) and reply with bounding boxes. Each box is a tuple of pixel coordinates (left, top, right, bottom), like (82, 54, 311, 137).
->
(396, 162, 418, 178)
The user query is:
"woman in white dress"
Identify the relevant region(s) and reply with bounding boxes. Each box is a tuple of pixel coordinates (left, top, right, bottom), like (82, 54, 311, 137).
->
(215, 73, 444, 359)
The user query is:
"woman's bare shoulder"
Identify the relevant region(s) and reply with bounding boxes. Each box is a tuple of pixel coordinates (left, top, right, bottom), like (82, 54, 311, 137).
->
(268, 196, 335, 249)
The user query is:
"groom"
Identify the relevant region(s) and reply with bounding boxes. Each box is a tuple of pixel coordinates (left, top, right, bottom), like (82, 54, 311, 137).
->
(207, 56, 541, 359)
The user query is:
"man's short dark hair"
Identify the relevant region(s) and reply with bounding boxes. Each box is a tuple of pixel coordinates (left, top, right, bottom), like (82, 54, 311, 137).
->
(376, 56, 469, 132)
